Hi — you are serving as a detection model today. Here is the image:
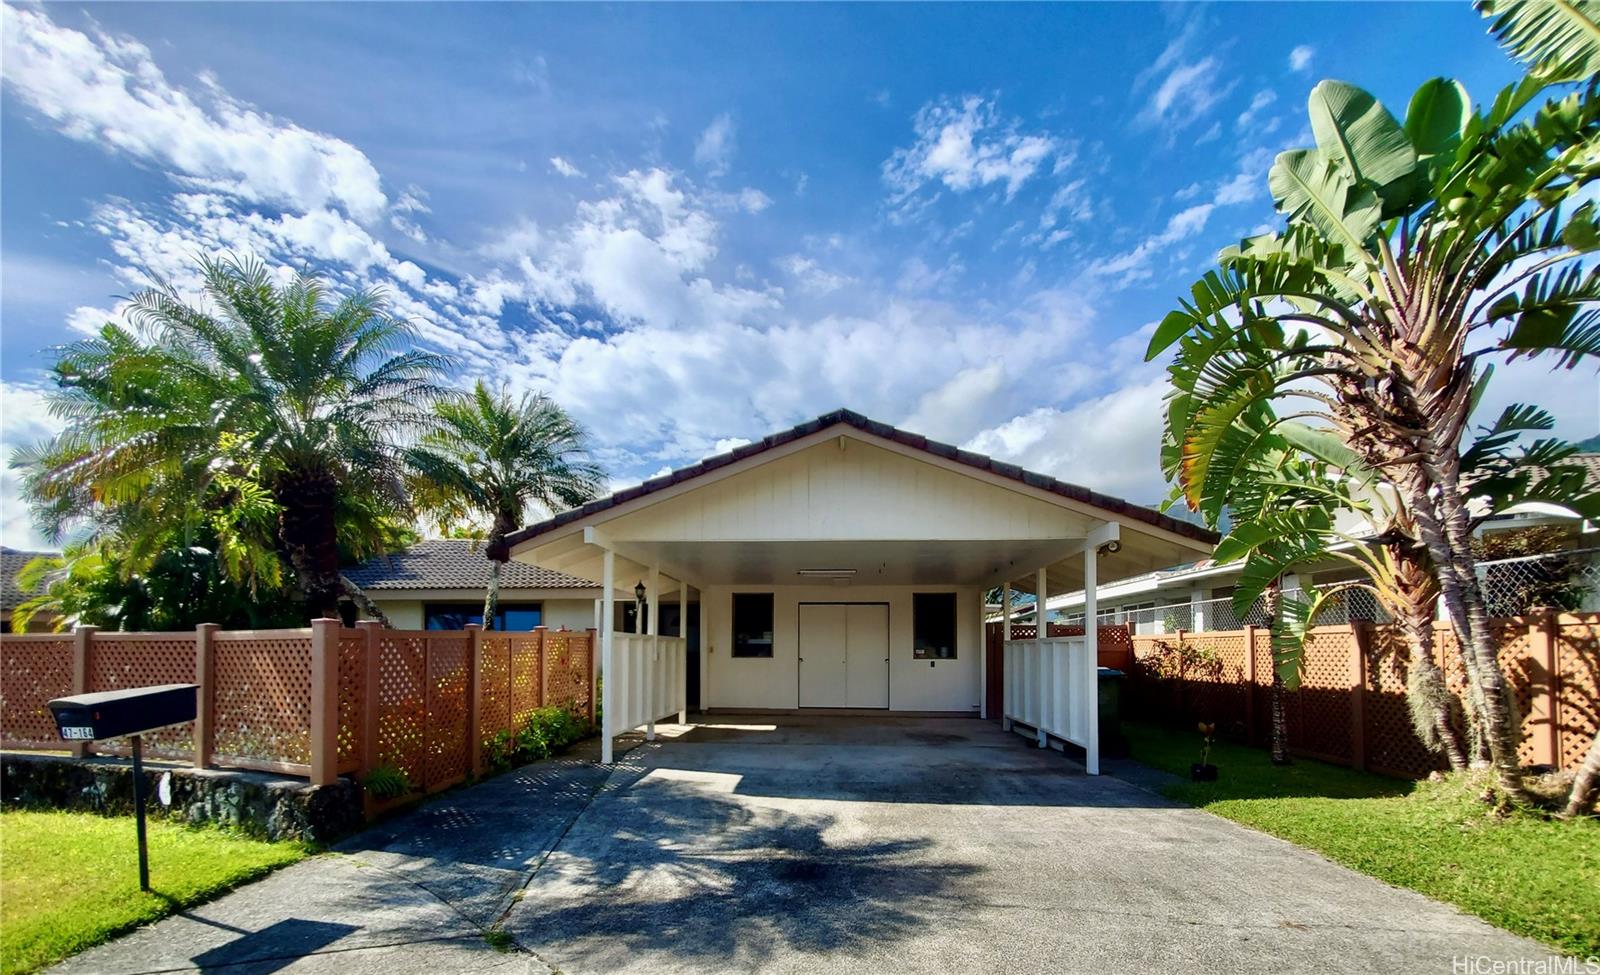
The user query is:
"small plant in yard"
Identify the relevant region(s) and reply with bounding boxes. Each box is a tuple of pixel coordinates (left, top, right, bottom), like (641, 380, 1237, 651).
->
(485, 706, 593, 772)
(362, 763, 412, 800)
(1192, 721, 1219, 782)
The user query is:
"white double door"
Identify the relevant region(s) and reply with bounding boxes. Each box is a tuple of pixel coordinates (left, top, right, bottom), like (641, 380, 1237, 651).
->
(798, 603, 889, 709)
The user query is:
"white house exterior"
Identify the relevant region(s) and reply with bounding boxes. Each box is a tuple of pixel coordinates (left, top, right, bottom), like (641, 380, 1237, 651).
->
(505, 410, 1216, 772)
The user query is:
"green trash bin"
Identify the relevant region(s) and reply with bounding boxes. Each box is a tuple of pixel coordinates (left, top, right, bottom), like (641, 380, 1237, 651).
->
(1098, 667, 1128, 758)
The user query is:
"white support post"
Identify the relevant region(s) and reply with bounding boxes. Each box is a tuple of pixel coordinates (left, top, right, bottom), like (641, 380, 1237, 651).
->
(601, 547, 615, 765)
(978, 589, 988, 720)
(646, 564, 659, 741)
(1000, 582, 1013, 730)
(1035, 567, 1048, 749)
(1083, 542, 1100, 775)
(678, 577, 688, 724)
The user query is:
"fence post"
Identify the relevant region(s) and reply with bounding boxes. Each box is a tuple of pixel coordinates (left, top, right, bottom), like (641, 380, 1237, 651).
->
(537, 626, 550, 707)
(1527, 609, 1560, 767)
(309, 618, 340, 786)
(1349, 622, 1369, 771)
(357, 620, 383, 780)
(466, 624, 483, 779)
(193, 623, 217, 769)
(69, 625, 96, 759)
(586, 628, 599, 725)
(1242, 625, 1257, 745)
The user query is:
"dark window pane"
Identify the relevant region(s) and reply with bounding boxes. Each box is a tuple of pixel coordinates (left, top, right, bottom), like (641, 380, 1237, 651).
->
(913, 593, 957, 659)
(424, 602, 542, 631)
(732, 593, 774, 658)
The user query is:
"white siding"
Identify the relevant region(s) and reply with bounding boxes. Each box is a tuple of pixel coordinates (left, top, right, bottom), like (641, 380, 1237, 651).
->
(608, 438, 1097, 543)
(702, 583, 981, 713)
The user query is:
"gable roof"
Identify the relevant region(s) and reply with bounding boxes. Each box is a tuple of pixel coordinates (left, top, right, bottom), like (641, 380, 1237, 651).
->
(505, 408, 1218, 548)
(2, 547, 54, 612)
(344, 539, 598, 592)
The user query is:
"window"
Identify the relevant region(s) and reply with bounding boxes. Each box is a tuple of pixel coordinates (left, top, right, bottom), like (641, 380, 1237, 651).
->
(731, 593, 774, 657)
(913, 592, 957, 659)
(424, 602, 542, 631)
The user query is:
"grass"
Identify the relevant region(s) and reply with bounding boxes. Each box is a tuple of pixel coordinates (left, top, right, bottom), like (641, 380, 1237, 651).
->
(1122, 722, 1600, 958)
(0, 810, 308, 975)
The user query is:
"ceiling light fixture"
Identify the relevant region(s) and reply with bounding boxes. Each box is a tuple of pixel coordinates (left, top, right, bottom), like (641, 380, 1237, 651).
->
(796, 568, 856, 579)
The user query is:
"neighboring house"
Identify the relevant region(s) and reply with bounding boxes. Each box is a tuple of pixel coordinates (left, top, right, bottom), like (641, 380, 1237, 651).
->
(343, 538, 614, 631)
(1039, 453, 1600, 634)
(505, 409, 1216, 766)
(1, 547, 57, 633)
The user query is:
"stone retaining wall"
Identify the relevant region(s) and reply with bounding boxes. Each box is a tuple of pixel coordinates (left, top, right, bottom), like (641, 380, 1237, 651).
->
(1, 752, 363, 842)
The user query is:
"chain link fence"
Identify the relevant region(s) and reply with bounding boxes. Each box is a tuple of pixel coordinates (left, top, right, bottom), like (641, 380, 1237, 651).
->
(1064, 547, 1600, 634)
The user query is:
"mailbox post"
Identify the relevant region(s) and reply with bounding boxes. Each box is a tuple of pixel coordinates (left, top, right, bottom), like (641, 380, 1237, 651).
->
(48, 684, 199, 892)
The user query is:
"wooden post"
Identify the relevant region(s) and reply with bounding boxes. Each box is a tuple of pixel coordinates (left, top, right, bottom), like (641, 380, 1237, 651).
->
(193, 623, 217, 769)
(600, 548, 615, 764)
(646, 565, 659, 742)
(536, 626, 550, 707)
(586, 627, 599, 725)
(1242, 624, 1257, 744)
(1349, 622, 1369, 771)
(308, 618, 340, 786)
(466, 623, 484, 779)
(69, 625, 95, 759)
(1527, 609, 1560, 767)
(358, 620, 383, 780)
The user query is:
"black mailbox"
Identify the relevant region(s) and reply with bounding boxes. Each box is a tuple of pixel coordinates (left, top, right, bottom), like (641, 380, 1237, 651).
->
(47, 682, 199, 892)
(48, 684, 198, 741)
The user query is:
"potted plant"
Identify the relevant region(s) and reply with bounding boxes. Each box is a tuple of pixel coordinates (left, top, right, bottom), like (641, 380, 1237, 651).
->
(1191, 721, 1218, 782)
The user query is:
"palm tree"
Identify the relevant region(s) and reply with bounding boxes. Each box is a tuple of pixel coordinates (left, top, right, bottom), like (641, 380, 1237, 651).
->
(407, 382, 604, 629)
(22, 256, 448, 620)
(1147, 56, 1600, 801)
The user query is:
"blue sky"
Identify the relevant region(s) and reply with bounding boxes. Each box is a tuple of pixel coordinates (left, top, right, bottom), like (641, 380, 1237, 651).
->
(3, 2, 1596, 548)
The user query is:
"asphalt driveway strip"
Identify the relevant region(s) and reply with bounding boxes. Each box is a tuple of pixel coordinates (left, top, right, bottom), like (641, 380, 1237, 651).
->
(49, 716, 1558, 975)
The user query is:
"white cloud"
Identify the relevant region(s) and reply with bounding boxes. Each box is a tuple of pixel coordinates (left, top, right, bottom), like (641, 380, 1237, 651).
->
(64, 304, 116, 337)
(1084, 203, 1215, 282)
(1, 4, 388, 222)
(780, 255, 852, 294)
(1289, 45, 1315, 72)
(1213, 147, 1274, 206)
(883, 96, 1060, 206)
(694, 113, 736, 178)
(1236, 89, 1277, 130)
(1, 380, 66, 550)
(964, 376, 1172, 503)
(1138, 57, 1232, 130)
(550, 156, 584, 178)
(737, 187, 772, 214)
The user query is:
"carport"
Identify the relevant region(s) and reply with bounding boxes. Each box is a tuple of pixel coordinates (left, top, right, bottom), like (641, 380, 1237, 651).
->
(504, 409, 1215, 772)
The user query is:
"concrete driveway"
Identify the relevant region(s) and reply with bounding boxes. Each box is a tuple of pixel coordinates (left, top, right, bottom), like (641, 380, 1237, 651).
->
(504, 714, 1550, 975)
(52, 714, 1553, 974)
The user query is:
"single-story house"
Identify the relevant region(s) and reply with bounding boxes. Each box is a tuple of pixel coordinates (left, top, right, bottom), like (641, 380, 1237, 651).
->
(504, 409, 1216, 771)
(343, 538, 616, 631)
(1, 547, 57, 633)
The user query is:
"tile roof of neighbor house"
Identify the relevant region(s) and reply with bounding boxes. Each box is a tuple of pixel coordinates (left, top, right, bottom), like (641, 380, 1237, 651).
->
(505, 408, 1220, 549)
(344, 539, 599, 591)
(2, 547, 54, 612)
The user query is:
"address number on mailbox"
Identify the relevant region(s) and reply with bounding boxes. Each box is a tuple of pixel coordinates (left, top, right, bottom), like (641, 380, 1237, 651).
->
(60, 727, 95, 740)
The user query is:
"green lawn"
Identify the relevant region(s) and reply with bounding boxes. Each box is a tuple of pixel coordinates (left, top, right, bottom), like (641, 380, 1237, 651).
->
(1122, 722, 1600, 958)
(0, 810, 308, 975)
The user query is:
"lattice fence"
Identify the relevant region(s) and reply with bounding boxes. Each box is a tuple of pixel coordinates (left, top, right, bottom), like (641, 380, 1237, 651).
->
(1125, 612, 1599, 777)
(0, 623, 596, 794)
(0, 634, 75, 748)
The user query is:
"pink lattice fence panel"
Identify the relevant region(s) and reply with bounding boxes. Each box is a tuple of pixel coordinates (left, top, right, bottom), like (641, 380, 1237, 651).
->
(211, 630, 313, 773)
(544, 630, 594, 716)
(424, 633, 472, 791)
(336, 632, 365, 774)
(1555, 616, 1598, 771)
(86, 631, 197, 760)
(1, 634, 75, 748)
